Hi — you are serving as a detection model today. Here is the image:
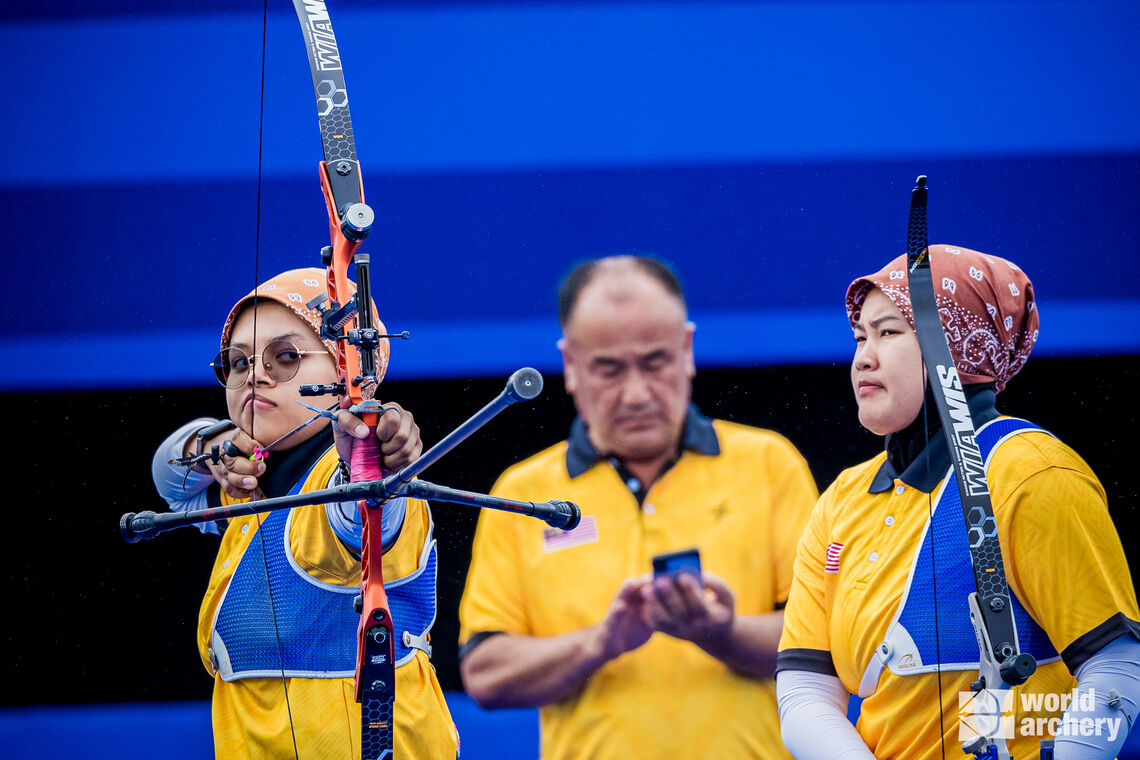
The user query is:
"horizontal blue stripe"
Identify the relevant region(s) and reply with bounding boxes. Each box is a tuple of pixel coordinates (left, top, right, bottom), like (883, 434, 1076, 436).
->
(0, 693, 538, 760)
(3, 1, 1138, 185)
(5, 155, 1139, 342)
(3, 693, 1139, 759)
(3, 300, 1135, 391)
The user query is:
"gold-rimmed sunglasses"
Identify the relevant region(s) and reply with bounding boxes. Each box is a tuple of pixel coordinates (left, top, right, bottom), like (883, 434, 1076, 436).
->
(210, 340, 329, 389)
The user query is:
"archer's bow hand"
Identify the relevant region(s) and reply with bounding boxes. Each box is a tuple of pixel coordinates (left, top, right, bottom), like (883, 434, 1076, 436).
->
(333, 400, 423, 475)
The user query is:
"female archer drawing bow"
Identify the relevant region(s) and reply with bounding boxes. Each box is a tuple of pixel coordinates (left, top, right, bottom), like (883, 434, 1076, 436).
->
(122, 2, 579, 759)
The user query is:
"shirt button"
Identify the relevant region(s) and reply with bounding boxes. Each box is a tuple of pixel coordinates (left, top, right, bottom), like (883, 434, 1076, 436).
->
(627, 478, 641, 492)
(644, 503, 656, 515)
(223, 559, 231, 569)
(885, 515, 896, 526)
(869, 552, 879, 562)
(241, 524, 250, 534)
(895, 485, 906, 495)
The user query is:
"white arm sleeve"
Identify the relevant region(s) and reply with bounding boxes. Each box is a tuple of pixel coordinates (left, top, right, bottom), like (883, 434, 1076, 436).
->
(1054, 634, 1140, 759)
(777, 669, 877, 760)
(150, 417, 222, 535)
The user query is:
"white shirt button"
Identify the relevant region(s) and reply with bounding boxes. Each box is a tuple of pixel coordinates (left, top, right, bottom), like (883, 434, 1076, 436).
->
(885, 515, 896, 526)
(241, 524, 250, 534)
(895, 484, 906, 495)
(223, 559, 231, 569)
(644, 503, 656, 515)
(869, 552, 879, 562)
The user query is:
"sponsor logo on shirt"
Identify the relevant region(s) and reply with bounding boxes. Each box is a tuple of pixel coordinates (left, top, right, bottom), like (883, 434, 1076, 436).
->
(543, 514, 599, 552)
(825, 542, 844, 573)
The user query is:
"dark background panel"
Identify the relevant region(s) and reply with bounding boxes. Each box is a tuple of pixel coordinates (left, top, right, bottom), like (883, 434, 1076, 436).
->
(5, 0, 1140, 392)
(4, 355, 1136, 706)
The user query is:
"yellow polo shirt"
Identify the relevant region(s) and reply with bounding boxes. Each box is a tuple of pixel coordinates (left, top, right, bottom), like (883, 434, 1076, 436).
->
(460, 411, 818, 760)
(778, 419, 1140, 760)
(198, 445, 458, 760)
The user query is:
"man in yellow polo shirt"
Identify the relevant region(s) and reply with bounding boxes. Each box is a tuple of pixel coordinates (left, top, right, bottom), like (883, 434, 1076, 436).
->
(458, 255, 819, 759)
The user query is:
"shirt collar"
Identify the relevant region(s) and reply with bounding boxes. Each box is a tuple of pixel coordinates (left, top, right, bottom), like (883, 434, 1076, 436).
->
(868, 386, 1001, 494)
(565, 403, 720, 478)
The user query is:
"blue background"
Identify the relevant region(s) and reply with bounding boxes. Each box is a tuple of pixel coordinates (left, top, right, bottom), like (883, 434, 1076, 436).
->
(2, 0, 1139, 391)
(2, 0, 1138, 757)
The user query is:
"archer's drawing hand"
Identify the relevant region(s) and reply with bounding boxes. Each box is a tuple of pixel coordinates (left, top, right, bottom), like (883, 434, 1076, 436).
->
(199, 428, 265, 499)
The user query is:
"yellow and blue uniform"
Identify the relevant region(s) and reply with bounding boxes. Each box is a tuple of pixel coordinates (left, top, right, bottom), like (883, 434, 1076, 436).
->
(459, 405, 818, 760)
(778, 390, 1140, 760)
(196, 433, 458, 760)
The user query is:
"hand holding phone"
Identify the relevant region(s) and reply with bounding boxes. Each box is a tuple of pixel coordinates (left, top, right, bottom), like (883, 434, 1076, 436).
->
(651, 548, 702, 588)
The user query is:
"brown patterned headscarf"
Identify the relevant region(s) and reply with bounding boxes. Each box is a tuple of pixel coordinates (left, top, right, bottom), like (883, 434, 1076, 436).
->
(220, 268, 390, 383)
(845, 245, 1038, 392)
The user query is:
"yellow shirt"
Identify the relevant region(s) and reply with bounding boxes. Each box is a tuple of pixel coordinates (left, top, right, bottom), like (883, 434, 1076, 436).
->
(460, 414, 818, 760)
(779, 419, 1140, 760)
(197, 446, 458, 759)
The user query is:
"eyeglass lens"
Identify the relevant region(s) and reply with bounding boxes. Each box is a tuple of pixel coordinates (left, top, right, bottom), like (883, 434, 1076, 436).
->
(212, 340, 307, 388)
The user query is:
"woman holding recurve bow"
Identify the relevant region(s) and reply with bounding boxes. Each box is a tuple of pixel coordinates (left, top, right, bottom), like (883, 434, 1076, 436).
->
(775, 245, 1139, 760)
(151, 268, 459, 759)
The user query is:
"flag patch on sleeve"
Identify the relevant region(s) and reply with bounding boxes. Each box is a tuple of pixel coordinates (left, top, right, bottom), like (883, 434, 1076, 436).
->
(825, 542, 845, 573)
(543, 515, 598, 552)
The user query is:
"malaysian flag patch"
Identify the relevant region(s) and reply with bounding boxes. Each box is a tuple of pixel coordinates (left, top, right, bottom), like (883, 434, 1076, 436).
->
(825, 542, 845, 573)
(543, 515, 599, 553)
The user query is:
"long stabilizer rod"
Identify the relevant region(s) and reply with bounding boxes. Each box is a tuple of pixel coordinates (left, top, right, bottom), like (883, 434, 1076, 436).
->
(120, 368, 569, 540)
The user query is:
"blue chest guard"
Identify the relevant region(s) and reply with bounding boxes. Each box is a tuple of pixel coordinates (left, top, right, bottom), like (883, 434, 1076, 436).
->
(209, 476, 437, 681)
(857, 418, 1060, 698)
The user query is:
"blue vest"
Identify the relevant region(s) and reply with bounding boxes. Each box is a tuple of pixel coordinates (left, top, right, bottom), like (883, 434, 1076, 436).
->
(858, 418, 1060, 697)
(209, 476, 437, 681)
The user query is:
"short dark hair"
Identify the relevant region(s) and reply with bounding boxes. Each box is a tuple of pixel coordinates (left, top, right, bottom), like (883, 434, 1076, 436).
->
(557, 255, 685, 327)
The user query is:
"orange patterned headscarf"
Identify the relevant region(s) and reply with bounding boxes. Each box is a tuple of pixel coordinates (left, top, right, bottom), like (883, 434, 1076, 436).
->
(845, 245, 1038, 392)
(220, 268, 390, 384)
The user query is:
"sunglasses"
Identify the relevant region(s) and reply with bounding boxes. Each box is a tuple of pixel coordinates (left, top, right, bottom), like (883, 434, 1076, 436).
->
(211, 340, 329, 389)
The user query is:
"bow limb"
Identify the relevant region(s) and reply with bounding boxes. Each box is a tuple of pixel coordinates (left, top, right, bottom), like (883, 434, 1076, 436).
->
(904, 177, 1038, 760)
(291, 2, 396, 757)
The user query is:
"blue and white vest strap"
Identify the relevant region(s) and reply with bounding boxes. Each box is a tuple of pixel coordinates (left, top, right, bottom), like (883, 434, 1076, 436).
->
(857, 417, 1061, 698)
(209, 477, 438, 681)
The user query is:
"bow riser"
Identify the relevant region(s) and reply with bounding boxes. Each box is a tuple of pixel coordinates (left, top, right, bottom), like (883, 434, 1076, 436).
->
(293, 2, 396, 755)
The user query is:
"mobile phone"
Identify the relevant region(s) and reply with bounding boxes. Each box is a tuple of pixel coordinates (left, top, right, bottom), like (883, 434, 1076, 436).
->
(651, 548, 702, 587)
